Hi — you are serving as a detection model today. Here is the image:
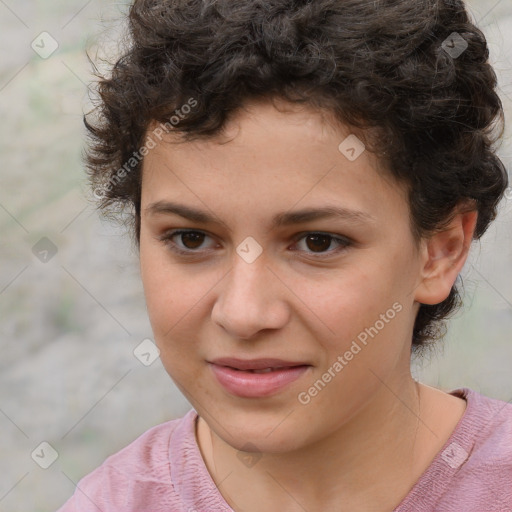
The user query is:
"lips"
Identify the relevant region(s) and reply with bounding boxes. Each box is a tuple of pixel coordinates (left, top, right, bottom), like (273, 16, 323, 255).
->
(210, 357, 310, 371)
(208, 357, 311, 398)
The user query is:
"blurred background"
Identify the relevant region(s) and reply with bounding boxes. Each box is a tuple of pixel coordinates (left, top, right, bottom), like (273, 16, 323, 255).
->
(0, 0, 511, 510)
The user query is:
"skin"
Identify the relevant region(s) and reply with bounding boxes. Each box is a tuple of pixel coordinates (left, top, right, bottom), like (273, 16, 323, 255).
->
(139, 97, 476, 511)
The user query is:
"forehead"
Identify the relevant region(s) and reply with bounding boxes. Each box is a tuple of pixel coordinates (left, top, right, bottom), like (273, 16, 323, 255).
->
(141, 99, 409, 227)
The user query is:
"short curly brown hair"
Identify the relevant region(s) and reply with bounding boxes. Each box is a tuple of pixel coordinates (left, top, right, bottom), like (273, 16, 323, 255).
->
(85, 0, 508, 354)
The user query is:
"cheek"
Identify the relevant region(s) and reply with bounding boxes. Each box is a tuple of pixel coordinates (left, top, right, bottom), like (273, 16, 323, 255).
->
(141, 261, 204, 387)
(139, 241, 217, 382)
(140, 234, 192, 318)
(140, 245, 170, 329)
(295, 261, 403, 344)
(140, 242, 192, 344)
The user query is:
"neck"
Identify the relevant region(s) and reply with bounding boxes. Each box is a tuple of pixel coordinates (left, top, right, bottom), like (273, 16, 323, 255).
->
(196, 375, 458, 511)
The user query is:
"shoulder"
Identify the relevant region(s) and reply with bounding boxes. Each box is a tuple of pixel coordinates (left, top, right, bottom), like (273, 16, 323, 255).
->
(461, 388, 512, 460)
(397, 388, 512, 512)
(56, 409, 197, 512)
(100, 411, 189, 475)
(444, 388, 512, 508)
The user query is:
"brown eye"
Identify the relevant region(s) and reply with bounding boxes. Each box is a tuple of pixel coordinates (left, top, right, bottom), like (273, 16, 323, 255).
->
(293, 232, 352, 258)
(179, 231, 205, 250)
(159, 229, 216, 255)
(304, 234, 332, 253)
(159, 229, 352, 259)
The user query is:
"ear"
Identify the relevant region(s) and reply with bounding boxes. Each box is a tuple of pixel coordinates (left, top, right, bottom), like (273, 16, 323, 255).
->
(414, 208, 478, 305)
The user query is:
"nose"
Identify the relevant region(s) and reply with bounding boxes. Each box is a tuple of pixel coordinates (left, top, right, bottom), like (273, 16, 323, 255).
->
(210, 254, 290, 340)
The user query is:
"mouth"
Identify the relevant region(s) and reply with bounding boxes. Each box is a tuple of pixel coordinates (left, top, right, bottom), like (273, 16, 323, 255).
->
(208, 358, 312, 398)
(209, 357, 311, 371)
(230, 367, 294, 373)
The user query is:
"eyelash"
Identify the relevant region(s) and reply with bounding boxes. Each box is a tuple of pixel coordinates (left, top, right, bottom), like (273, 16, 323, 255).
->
(158, 229, 352, 259)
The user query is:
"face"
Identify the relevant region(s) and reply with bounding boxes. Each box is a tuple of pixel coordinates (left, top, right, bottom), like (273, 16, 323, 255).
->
(139, 98, 426, 453)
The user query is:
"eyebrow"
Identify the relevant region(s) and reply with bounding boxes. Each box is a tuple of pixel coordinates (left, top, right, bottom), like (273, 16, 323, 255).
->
(145, 200, 375, 230)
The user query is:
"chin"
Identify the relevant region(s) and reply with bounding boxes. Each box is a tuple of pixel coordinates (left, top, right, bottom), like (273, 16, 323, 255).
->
(204, 405, 315, 454)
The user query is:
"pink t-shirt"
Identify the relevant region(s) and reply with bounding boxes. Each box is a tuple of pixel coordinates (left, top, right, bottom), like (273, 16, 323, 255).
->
(56, 387, 512, 511)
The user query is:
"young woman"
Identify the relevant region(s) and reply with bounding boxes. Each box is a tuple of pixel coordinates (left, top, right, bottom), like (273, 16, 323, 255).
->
(58, 0, 511, 510)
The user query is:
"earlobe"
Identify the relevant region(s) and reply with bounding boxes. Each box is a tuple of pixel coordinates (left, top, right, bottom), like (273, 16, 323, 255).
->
(414, 209, 478, 305)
